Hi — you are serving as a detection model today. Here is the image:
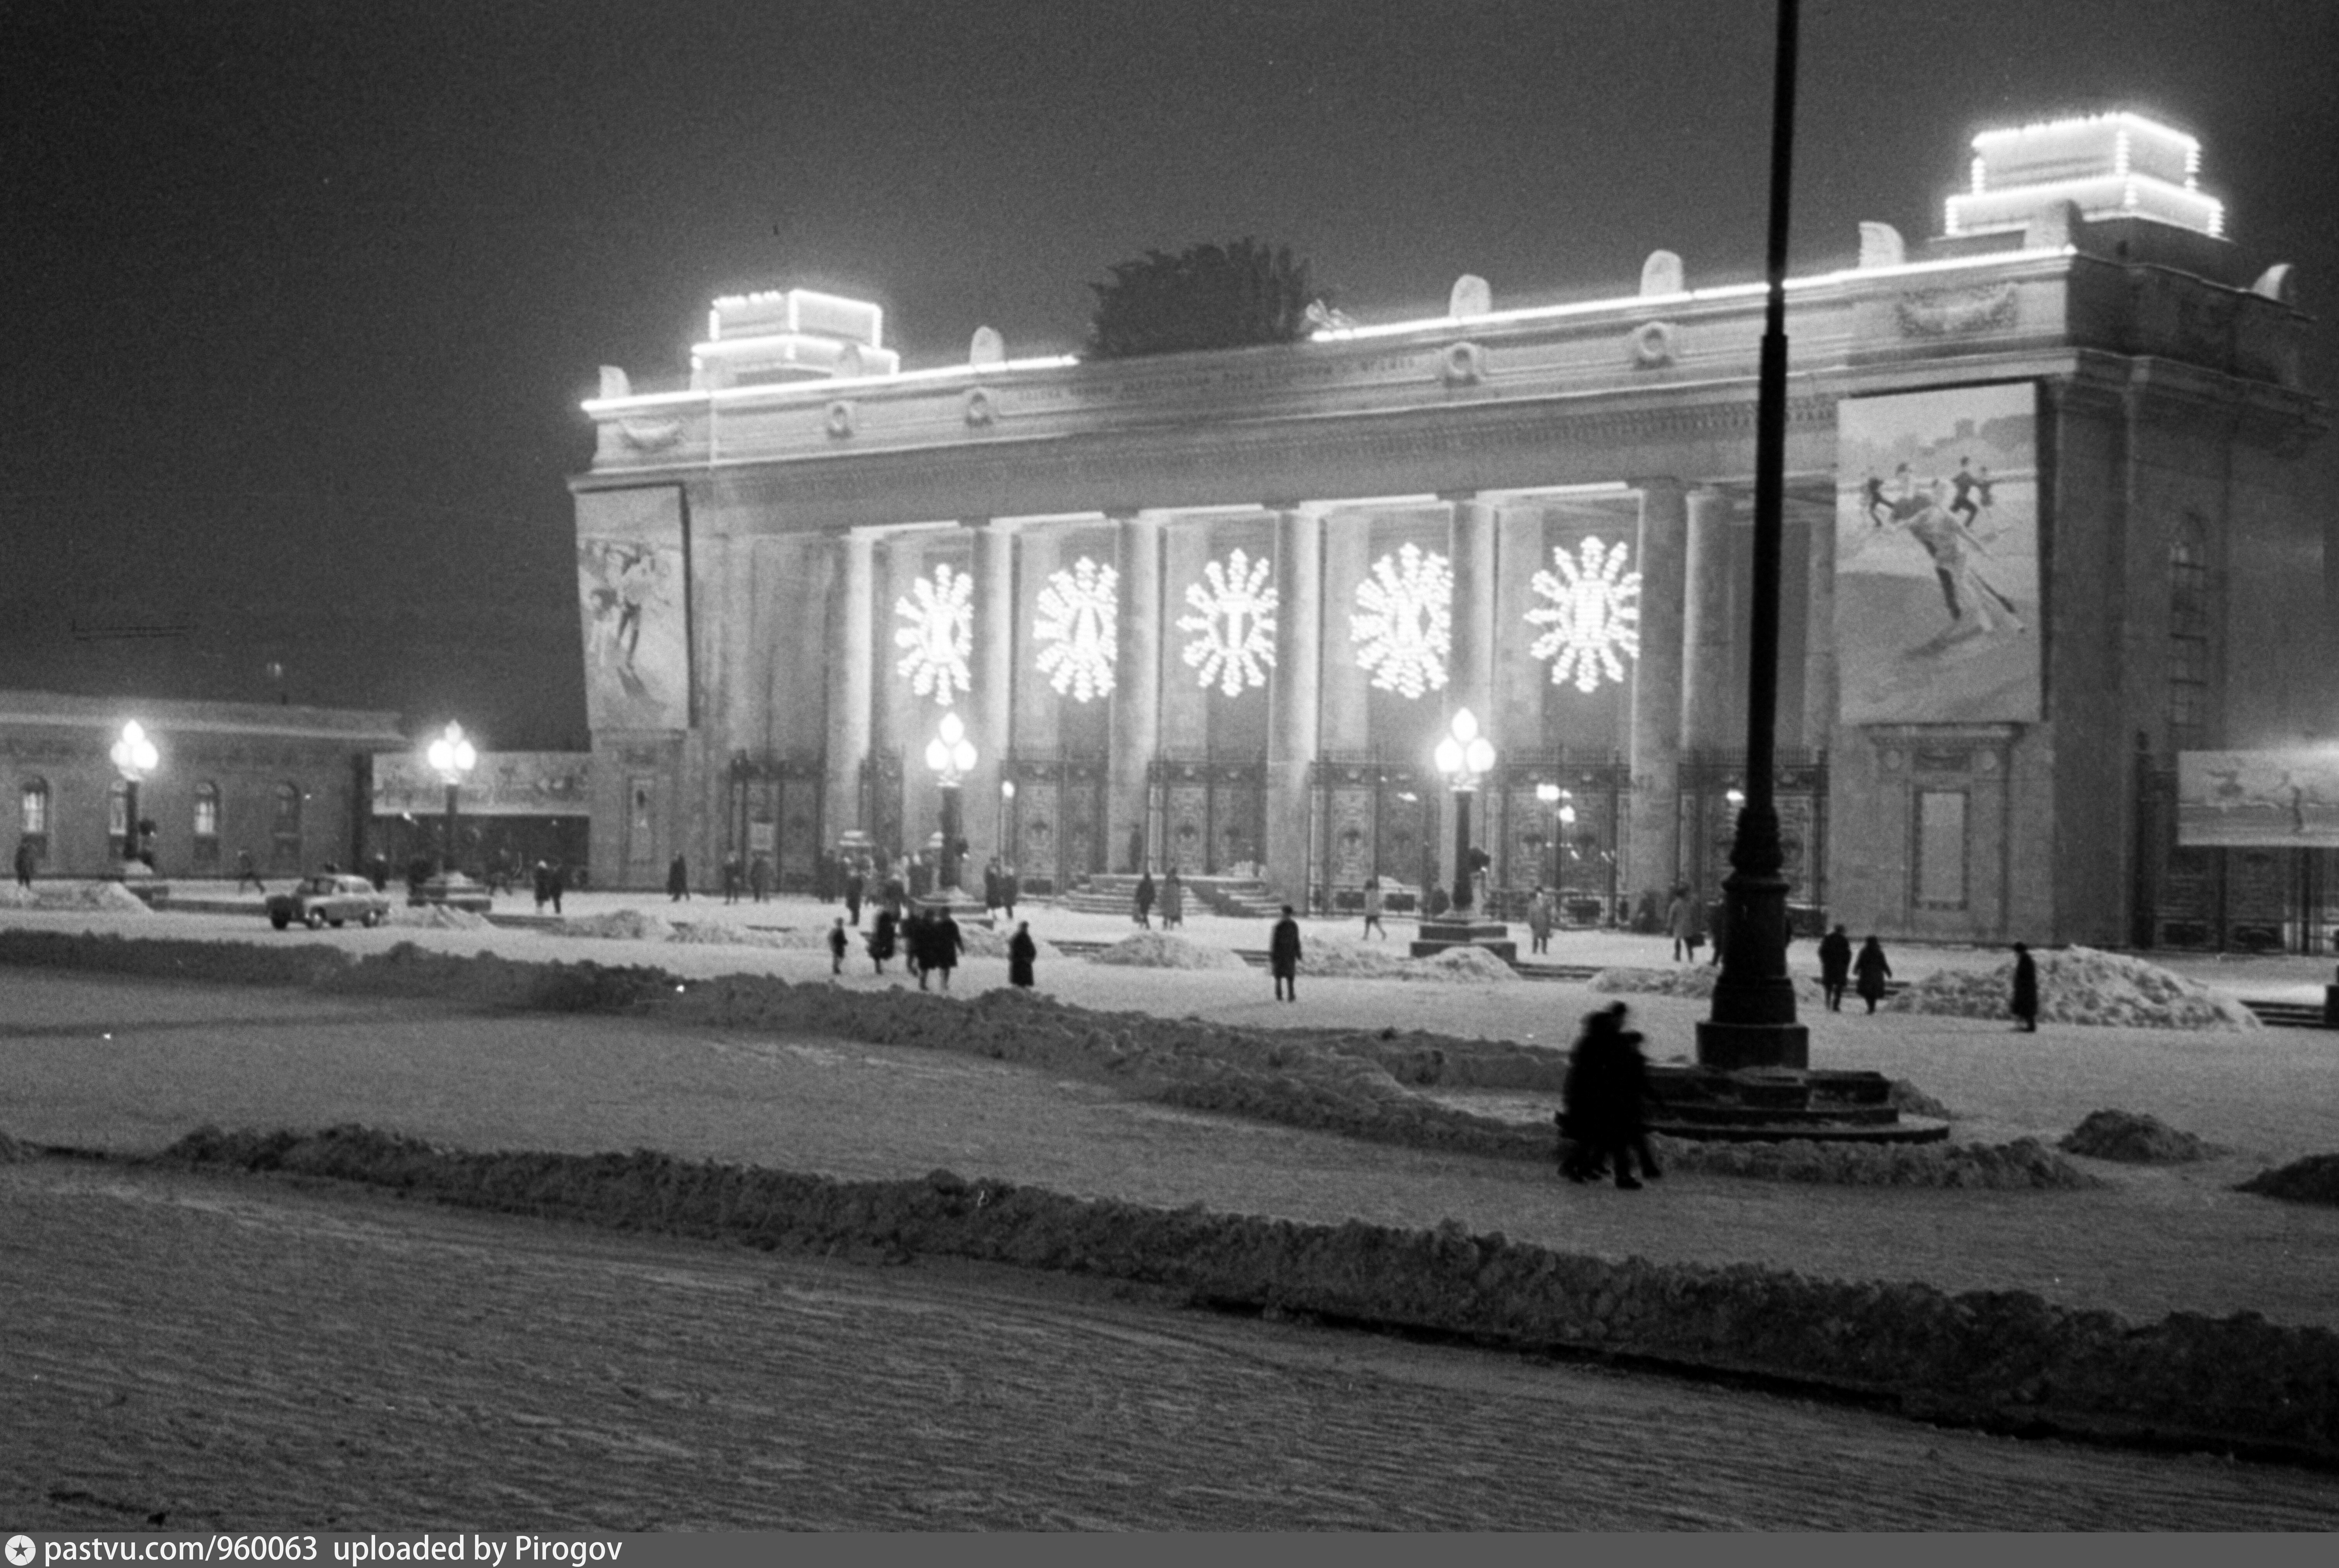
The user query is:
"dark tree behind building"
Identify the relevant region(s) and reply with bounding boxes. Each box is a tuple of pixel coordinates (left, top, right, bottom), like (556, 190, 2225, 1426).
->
(1087, 239, 1330, 358)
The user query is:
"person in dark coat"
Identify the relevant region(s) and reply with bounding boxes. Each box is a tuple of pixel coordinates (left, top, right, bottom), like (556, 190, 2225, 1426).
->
(532, 859, 553, 913)
(1707, 890, 1729, 967)
(903, 907, 930, 986)
(1134, 868, 1156, 928)
(722, 853, 743, 905)
(866, 907, 898, 974)
(1559, 1003, 1661, 1189)
(982, 860, 1001, 919)
(930, 910, 964, 991)
(1269, 905, 1302, 1002)
(844, 865, 865, 926)
(749, 853, 772, 903)
(827, 917, 849, 976)
(1817, 924, 1853, 1012)
(2010, 942, 2039, 1032)
(1159, 867, 1183, 930)
(1666, 884, 1701, 962)
(666, 853, 691, 902)
(546, 859, 566, 915)
(13, 836, 34, 889)
(1000, 865, 1018, 920)
(1853, 936, 1892, 1014)
(1007, 920, 1037, 988)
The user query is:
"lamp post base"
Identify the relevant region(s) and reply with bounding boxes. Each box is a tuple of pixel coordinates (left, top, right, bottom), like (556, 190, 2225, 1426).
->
(1695, 1012, 1810, 1072)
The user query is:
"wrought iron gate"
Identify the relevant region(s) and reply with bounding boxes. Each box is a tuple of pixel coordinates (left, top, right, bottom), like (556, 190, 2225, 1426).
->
(1149, 753, 1266, 876)
(727, 753, 824, 892)
(1002, 751, 1108, 896)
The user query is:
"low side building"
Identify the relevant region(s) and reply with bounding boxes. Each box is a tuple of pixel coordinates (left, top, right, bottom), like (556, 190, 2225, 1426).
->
(2, 691, 405, 880)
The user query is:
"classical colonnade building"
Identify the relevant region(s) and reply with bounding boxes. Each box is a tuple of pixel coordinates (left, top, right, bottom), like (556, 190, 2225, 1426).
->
(570, 115, 2328, 946)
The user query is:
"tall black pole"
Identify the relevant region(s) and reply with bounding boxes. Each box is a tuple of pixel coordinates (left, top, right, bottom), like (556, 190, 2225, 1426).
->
(1450, 790, 1473, 914)
(122, 779, 140, 865)
(1697, 0, 1810, 1071)
(443, 783, 460, 879)
(940, 784, 964, 891)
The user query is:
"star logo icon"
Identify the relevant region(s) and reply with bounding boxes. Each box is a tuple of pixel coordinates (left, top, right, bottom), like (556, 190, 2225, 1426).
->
(8, 1535, 38, 1566)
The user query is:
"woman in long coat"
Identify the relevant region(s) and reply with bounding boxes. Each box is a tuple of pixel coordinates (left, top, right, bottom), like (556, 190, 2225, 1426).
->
(1007, 921, 1037, 989)
(1817, 924, 1853, 1012)
(1667, 886, 1702, 962)
(1853, 935, 1892, 1014)
(1159, 867, 1184, 930)
(866, 907, 898, 974)
(1526, 888, 1554, 955)
(2010, 942, 2039, 1032)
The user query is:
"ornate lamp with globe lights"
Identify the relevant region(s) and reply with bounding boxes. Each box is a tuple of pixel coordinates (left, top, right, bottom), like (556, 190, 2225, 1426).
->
(419, 723, 491, 912)
(925, 712, 977, 893)
(1431, 708, 1496, 915)
(109, 720, 169, 904)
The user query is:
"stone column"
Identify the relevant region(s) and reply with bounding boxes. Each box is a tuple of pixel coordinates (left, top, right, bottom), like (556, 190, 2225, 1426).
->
(1681, 488, 1737, 753)
(1108, 512, 1163, 873)
(1802, 502, 1838, 755)
(1318, 508, 1372, 752)
(822, 530, 874, 844)
(969, 517, 1016, 875)
(1159, 515, 1213, 753)
(1265, 503, 1323, 908)
(1495, 506, 1547, 754)
(1445, 494, 1498, 731)
(877, 534, 927, 858)
(1627, 481, 1687, 901)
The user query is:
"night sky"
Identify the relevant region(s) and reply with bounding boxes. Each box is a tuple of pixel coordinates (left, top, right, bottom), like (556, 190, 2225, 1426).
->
(7, 0, 2335, 749)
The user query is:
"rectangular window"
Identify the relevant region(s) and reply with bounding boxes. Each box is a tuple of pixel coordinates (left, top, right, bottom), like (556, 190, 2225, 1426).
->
(22, 785, 47, 835)
(1914, 789, 1968, 910)
(194, 795, 219, 837)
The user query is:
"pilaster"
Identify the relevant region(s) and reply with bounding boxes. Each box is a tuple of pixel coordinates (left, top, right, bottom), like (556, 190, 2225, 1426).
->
(822, 530, 874, 843)
(1265, 503, 1324, 908)
(1108, 511, 1163, 872)
(1628, 480, 1687, 899)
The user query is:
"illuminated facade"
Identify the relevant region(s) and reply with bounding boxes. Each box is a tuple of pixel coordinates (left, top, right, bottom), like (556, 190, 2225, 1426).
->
(571, 118, 2330, 947)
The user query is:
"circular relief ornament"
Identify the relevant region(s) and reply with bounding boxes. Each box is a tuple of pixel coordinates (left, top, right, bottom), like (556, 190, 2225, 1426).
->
(1629, 321, 1676, 369)
(1440, 341, 1485, 386)
(963, 387, 996, 427)
(824, 400, 856, 438)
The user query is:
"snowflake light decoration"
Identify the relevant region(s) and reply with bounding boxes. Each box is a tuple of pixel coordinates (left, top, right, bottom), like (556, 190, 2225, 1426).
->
(1528, 536, 1641, 694)
(894, 562, 973, 707)
(1178, 548, 1278, 697)
(1034, 556, 1118, 702)
(1350, 543, 1452, 699)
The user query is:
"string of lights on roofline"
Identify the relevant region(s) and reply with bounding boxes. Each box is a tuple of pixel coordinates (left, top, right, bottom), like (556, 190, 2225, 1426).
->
(583, 110, 2234, 420)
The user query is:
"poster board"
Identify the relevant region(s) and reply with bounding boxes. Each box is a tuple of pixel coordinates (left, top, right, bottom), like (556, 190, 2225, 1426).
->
(2178, 750, 2339, 846)
(577, 487, 691, 731)
(1834, 383, 2041, 724)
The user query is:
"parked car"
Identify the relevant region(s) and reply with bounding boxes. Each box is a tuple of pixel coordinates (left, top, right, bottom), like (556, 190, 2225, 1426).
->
(267, 872, 391, 930)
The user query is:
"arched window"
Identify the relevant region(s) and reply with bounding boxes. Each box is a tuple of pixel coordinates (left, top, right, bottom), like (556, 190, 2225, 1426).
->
(18, 778, 49, 867)
(270, 782, 303, 871)
(192, 781, 222, 870)
(2168, 520, 2210, 751)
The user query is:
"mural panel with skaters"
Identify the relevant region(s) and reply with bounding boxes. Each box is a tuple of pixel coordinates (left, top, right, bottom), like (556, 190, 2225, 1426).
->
(1835, 382, 2041, 725)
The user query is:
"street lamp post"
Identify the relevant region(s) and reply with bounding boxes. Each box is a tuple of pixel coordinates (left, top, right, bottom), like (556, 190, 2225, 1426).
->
(925, 712, 977, 893)
(1557, 797, 1578, 911)
(110, 720, 158, 870)
(427, 722, 478, 878)
(1432, 708, 1496, 915)
(1700, 0, 1810, 1070)
(1535, 782, 1561, 892)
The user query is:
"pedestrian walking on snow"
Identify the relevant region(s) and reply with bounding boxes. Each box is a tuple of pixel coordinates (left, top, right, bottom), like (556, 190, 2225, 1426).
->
(827, 917, 848, 976)
(722, 853, 742, 905)
(1854, 935, 1892, 1014)
(930, 910, 963, 991)
(1159, 866, 1184, 930)
(666, 853, 690, 902)
(866, 907, 898, 974)
(1270, 904, 1302, 1002)
(15, 836, 36, 889)
(1667, 884, 1703, 962)
(749, 853, 772, 903)
(2010, 942, 2039, 1032)
(1008, 920, 1037, 989)
(1817, 924, 1852, 1011)
(1527, 887, 1554, 956)
(1134, 868, 1156, 929)
(844, 866, 865, 926)
(1361, 876, 1387, 940)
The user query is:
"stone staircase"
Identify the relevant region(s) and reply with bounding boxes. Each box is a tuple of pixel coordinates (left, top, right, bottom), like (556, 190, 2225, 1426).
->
(1047, 873, 1281, 920)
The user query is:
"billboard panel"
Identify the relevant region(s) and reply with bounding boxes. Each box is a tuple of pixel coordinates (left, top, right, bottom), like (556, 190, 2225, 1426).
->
(2179, 750, 2339, 846)
(374, 752, 592, 817)
(1834, 383, 2041, 724)
(577, 487, 690, 732)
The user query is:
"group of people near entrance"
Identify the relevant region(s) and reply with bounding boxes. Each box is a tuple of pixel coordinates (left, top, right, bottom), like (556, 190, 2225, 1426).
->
(855, 903, 968, 990)
(1130, 866, 1185, 929)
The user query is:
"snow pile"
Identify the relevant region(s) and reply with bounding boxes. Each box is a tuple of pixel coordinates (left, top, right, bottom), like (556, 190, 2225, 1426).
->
(557, 909, 677, 943)
(1882, 946, 2259, 1030)
(1657, 1133, 2097, 1190)
(2059, 1109, 2219, 1163)
(386, 903, 490, 930)
(2237, 1154, 2339, 1208)
(1086, 932, 1249, 971)
(955, 922, 1058, 961)
(1591, 965, 1822, 1002)
(0, 880, 156, 913)
(1300, 939, 1520, 983)
(666, 921, 818, 949)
